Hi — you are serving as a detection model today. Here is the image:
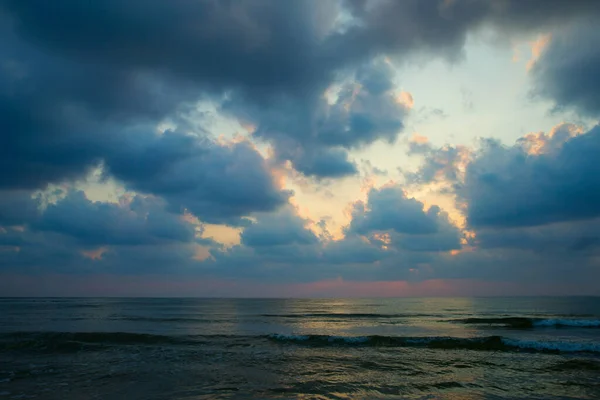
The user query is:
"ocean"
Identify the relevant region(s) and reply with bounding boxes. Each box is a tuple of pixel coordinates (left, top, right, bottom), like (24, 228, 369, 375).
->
(1, 297, 599, 400)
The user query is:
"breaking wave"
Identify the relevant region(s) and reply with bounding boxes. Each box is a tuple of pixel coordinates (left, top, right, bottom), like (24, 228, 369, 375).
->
(267, 333, 600, 354)
(260, 313, 437, 319)
(3, 331, 599, 355)
(532, 319, 600, 328)
(454, 317, 600, 329)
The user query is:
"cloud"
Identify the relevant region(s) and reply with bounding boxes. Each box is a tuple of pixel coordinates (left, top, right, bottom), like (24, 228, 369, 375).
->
(2, 0, 340, 98)
(526, 33, 552, 71)
(0, 190, 39, 226)
(0, 13, 195, 190)
(2, 1, 600, 293)
(531, 22, 600, 117)
(34, 191, 196, 246)
(241, 206, 319, 247)
(370, 123, 600, 285)
(475, 218, 600, 255)
(393, 121, 600, 287)
(2, 0, 598, 191)
(394, 122, 600, 287)
(406, 140, 470, 185)
(200, 190, 463, 282)
(0, 189, 205, 274)
(349, 185, 447, 235)
(223, 58, 409, 178)
(405, 123, 600, 230)
(0, 189, 199, 248)
(323, 235, 389, 265)
(105, 131, 291, 226)
(346, 184, 463, 255)
(0, 0, 336, 193)
(459, 124, 600, 228)
(315, 60, 407, 148)
(340, 0, 600, 64)
(291, 148, 359, 179)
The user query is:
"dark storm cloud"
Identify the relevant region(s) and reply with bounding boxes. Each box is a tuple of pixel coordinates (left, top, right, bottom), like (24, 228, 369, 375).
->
(0, 29, 288, 225)
(0, 12, 197, 190)
(405, 123, 600, 230)
(95, 243, 199, 274)
(0, 190, 39, 226)
(315, 60, 406, 148)
(2, 0, 598, 189)
(0, 190, 204, 274)
(0, 190, 197, 246)
(223, 58, 408, 178)
(218, 0, 600, 177)
(397, 122, 600, 284)
(2, 0, 600, 285)
(241, 207, 319, 247)
(204, 199, 460, 282)
(6, 0, 597, 97)
(206, 207, 323, 281)
(291, 148, 359, 179)
(1, 0, 337, 98)
(34, 191, 195, 246)
(394, 223, 462, 252)
(475, 218, 600, 255)
(531, 22, 600, 117)
(434, 246, 598, 285)
(1, 13, 290, 224)
(349, 186, 443, 235)
(105, 130, 291, 226)
(322, 235, 388, 265)
(340, 0, 600, 63)
(346, 184, 462, 253)
(0, 0, 303, 216)
(460, 125, 600, 229)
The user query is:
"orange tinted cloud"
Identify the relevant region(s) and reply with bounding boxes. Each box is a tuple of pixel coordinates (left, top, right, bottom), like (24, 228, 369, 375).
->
(202, 224, 241, 247)
(396, 91, 414, 109)
(520, 123, 585, 155)
(410, 133, 429, 144)
(81, 247, 108, 261)
(193, 244, 212, 261)
(527, 33, 551, 71)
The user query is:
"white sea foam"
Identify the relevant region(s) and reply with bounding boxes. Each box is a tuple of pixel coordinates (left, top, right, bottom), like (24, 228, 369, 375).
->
(327, 336, 369, 344)
(533, 319, 600, 328)
(502, 338, 600, 353)
(267, 333, 600, 354)
(268, 333, 310, 341)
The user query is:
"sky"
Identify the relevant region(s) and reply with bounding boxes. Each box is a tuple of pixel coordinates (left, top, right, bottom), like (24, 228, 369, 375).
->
(1, 0, 600, 297)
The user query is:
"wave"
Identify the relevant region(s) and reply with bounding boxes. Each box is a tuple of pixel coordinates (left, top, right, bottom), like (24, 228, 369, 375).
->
(0, 331, 191, 352)
(546, 359, 600, 372)
(3, 331, 599, 355)
(454, 317, 600, 329)
(267, 334, 600, 354)
(260, 313, 436, 319)
(532, 319, 600, 328)
(108, 316, 224, 323)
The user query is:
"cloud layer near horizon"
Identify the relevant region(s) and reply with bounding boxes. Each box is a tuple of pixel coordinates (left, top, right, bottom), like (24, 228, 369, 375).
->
(1, 0, 600, 295)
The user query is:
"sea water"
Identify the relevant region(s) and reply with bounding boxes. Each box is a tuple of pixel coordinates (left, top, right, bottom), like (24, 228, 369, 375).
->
(1, 297, 599, 399)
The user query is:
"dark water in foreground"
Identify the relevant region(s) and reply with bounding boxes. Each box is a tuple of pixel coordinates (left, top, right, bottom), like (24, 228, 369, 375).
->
(1, 298, 600, 400)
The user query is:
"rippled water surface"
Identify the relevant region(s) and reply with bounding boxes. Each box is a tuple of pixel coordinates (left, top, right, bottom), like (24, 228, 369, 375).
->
(1, 297, 600, 399)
